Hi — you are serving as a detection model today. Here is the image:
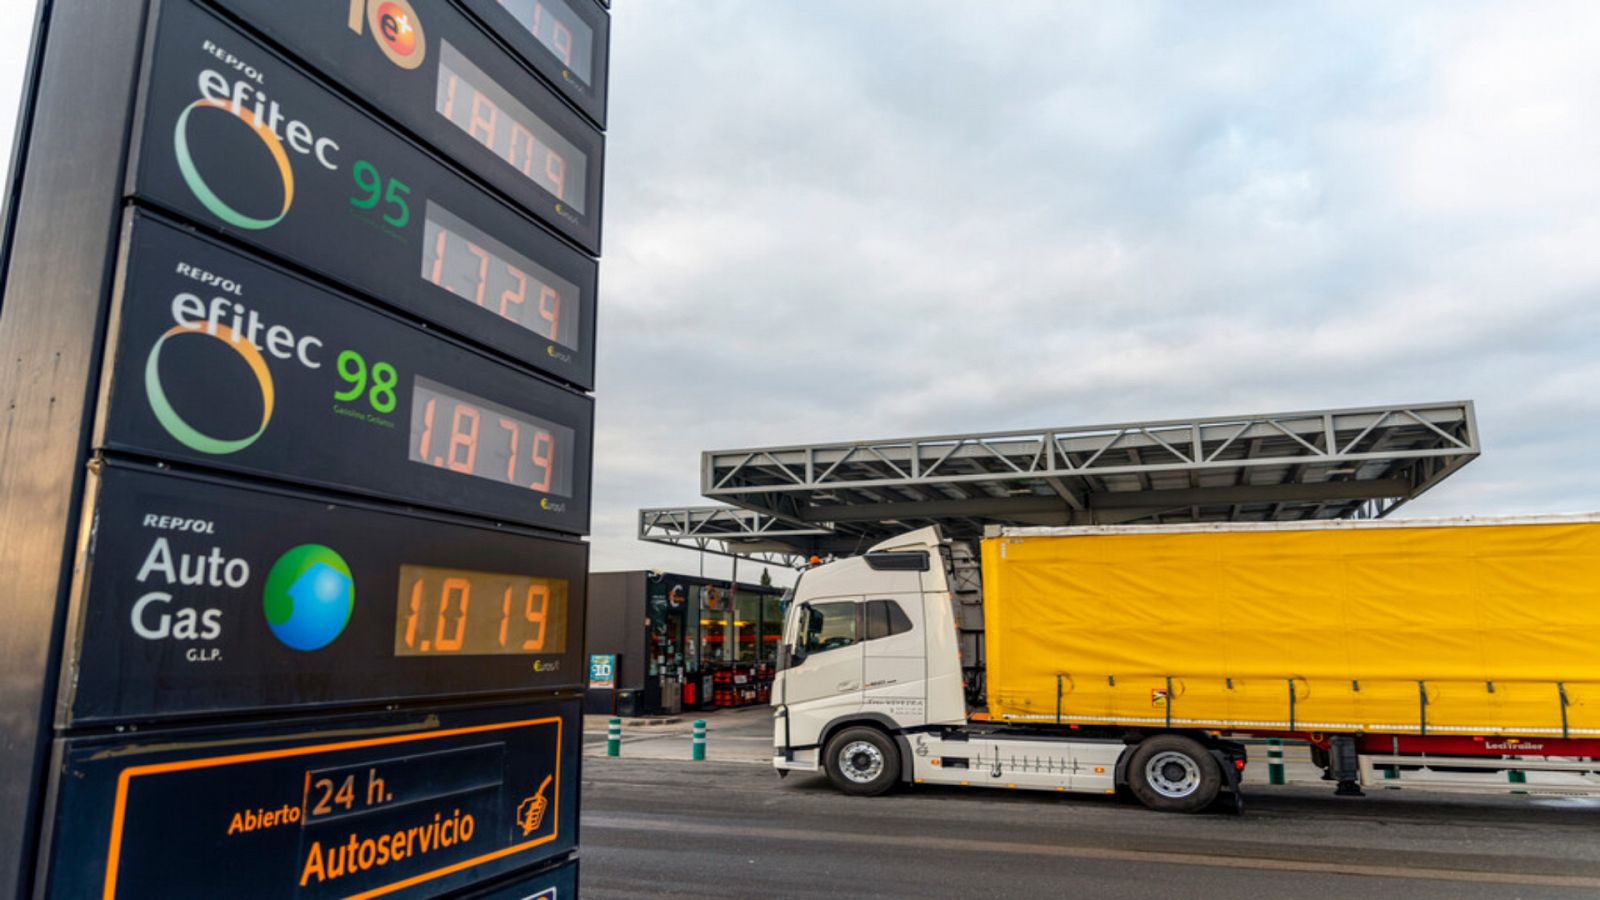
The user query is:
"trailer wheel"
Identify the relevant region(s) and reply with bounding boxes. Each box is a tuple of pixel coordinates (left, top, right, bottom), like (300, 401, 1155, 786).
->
(823, 727, 900, 796)
(1127, 736, 1221, 813)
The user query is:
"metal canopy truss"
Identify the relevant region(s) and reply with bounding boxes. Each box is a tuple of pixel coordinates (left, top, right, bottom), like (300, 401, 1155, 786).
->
(641, 402, 1479, 566)
(638, 505, 834, 567)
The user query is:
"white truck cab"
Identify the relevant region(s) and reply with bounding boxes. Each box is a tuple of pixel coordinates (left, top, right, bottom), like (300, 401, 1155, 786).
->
(772, 528, 1245, 812)
(773, 529, 965, 757)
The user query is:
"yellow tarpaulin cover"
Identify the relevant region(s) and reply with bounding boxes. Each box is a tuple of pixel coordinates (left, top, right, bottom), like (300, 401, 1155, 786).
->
(982, 520, 1600, 736)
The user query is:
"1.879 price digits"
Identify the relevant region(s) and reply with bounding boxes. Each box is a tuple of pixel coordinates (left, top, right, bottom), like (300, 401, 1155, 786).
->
(413, 385, 557, 492)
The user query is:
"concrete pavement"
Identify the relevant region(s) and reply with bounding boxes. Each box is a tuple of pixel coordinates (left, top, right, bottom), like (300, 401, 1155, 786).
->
(578, 756, 1600, 899)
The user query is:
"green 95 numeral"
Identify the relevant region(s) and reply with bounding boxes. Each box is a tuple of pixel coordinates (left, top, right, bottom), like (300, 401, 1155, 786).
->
(350, 159, 410, 228)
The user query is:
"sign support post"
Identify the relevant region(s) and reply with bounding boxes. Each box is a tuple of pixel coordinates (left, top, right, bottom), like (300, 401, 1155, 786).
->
(0, 0, 611, 895)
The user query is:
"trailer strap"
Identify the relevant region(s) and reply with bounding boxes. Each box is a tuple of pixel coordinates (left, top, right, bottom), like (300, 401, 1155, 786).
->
(1165, 676, 1173, 728)
(1559, 682, 1570, 739)
(1418, 680, 1428, 737)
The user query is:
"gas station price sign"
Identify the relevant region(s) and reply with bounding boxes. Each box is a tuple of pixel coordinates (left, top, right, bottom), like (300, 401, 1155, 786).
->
(457, 0, 611, 127)
(63, 463, 588, 724)
(130, 0, 598, 388)
(43, 701, 578, 898)
(97, 213, 593, 534)
(1, 0, 610, 893)
(216, 0, 605, 253)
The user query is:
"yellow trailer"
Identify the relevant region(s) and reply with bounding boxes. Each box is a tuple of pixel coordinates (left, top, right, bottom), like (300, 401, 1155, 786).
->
(982, 516, 1600, 738)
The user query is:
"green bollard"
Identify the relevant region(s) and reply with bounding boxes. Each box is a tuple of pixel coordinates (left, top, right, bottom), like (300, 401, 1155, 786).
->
(606, 717, 621, 757)
(1267, 738, 1285, 785)
(691, 719, 706, 761)
(1508, 767, 1527, 793)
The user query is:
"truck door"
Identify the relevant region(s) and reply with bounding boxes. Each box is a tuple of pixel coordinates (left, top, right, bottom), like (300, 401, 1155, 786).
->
(862, 598, 925, 726)
(784, 599, 865, 723)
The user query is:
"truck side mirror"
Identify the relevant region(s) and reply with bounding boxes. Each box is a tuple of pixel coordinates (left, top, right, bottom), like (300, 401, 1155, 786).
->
(782, 604, 811, 668)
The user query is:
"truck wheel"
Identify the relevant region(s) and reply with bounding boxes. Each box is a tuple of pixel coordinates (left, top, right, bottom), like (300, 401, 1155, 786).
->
(1127, 736, 1221, 813)
(823, 727, 900, 796)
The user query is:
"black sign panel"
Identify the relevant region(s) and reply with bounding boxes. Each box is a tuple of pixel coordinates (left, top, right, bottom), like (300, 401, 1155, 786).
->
(214, 0, 604, 253)
(44, 701, 578, 899)
(454, 0, 611, 128)
(63, 463, 588, 724)
(98, 213, 592, 534)
(130, 0, 600, 387)
(466, 858, 578, 900)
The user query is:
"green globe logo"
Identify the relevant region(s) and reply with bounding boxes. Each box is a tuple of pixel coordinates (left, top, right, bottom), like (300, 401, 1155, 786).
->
(262, 544, 354, 651)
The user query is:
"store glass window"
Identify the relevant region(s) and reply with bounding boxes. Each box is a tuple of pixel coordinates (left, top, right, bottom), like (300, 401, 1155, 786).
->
(734, 593, 760, 662)
(698, 584, 730, 664)
(760, 595, 783, 663)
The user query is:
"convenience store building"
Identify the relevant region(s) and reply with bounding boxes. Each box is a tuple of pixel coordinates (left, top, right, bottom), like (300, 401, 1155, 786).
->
(585, 571, 785, 716)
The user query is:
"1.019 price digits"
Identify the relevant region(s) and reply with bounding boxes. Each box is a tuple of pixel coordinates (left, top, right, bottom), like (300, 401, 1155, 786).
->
(395, 564, 567, 656)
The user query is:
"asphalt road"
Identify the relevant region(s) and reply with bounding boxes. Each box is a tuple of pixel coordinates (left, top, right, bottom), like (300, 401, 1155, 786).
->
(579, 755, 1600, 899)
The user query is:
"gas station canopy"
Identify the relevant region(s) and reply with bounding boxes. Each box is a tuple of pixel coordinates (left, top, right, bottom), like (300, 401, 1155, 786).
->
(640, 401, 1480, 567)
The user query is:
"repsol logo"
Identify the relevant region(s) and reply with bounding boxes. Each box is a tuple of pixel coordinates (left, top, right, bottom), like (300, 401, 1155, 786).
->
(176, 48, 343, 230)
(142, 514, 216, 533)
(176, 261, 244, 296)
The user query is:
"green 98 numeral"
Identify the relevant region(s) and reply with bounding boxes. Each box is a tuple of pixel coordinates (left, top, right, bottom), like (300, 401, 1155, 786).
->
(335, 349, 398, 413)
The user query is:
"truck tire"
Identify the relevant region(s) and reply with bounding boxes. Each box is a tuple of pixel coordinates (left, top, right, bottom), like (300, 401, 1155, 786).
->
(1127, 735, 1221, 813)
(823, 726, 900, 796)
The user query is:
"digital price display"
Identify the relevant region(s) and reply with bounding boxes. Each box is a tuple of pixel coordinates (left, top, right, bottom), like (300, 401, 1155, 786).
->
(494, 0, 597, 83)
(410, 376, 577, 497)
(436, 41, 588, 213)
(97, 213, 592, 534)
(396, 563, 569, 656)
(216, 0, 605, 253)
(130, 0, 597, 387)
(62, 463, 588, 724)
(43, 702, 578, 898)
(423, 201, 579, 345)
(458, 0, 611, 127)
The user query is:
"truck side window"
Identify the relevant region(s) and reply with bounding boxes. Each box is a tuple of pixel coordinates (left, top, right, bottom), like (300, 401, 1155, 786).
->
(804, 601, 860, 654)
(864, 600, 913, 640)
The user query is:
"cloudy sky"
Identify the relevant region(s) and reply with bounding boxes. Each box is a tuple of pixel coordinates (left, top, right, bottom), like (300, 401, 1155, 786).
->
(4, 2, 1599, 581)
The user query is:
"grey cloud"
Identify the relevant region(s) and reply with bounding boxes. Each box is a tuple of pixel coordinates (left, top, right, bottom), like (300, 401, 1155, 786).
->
(591, 0, 1600, 575)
